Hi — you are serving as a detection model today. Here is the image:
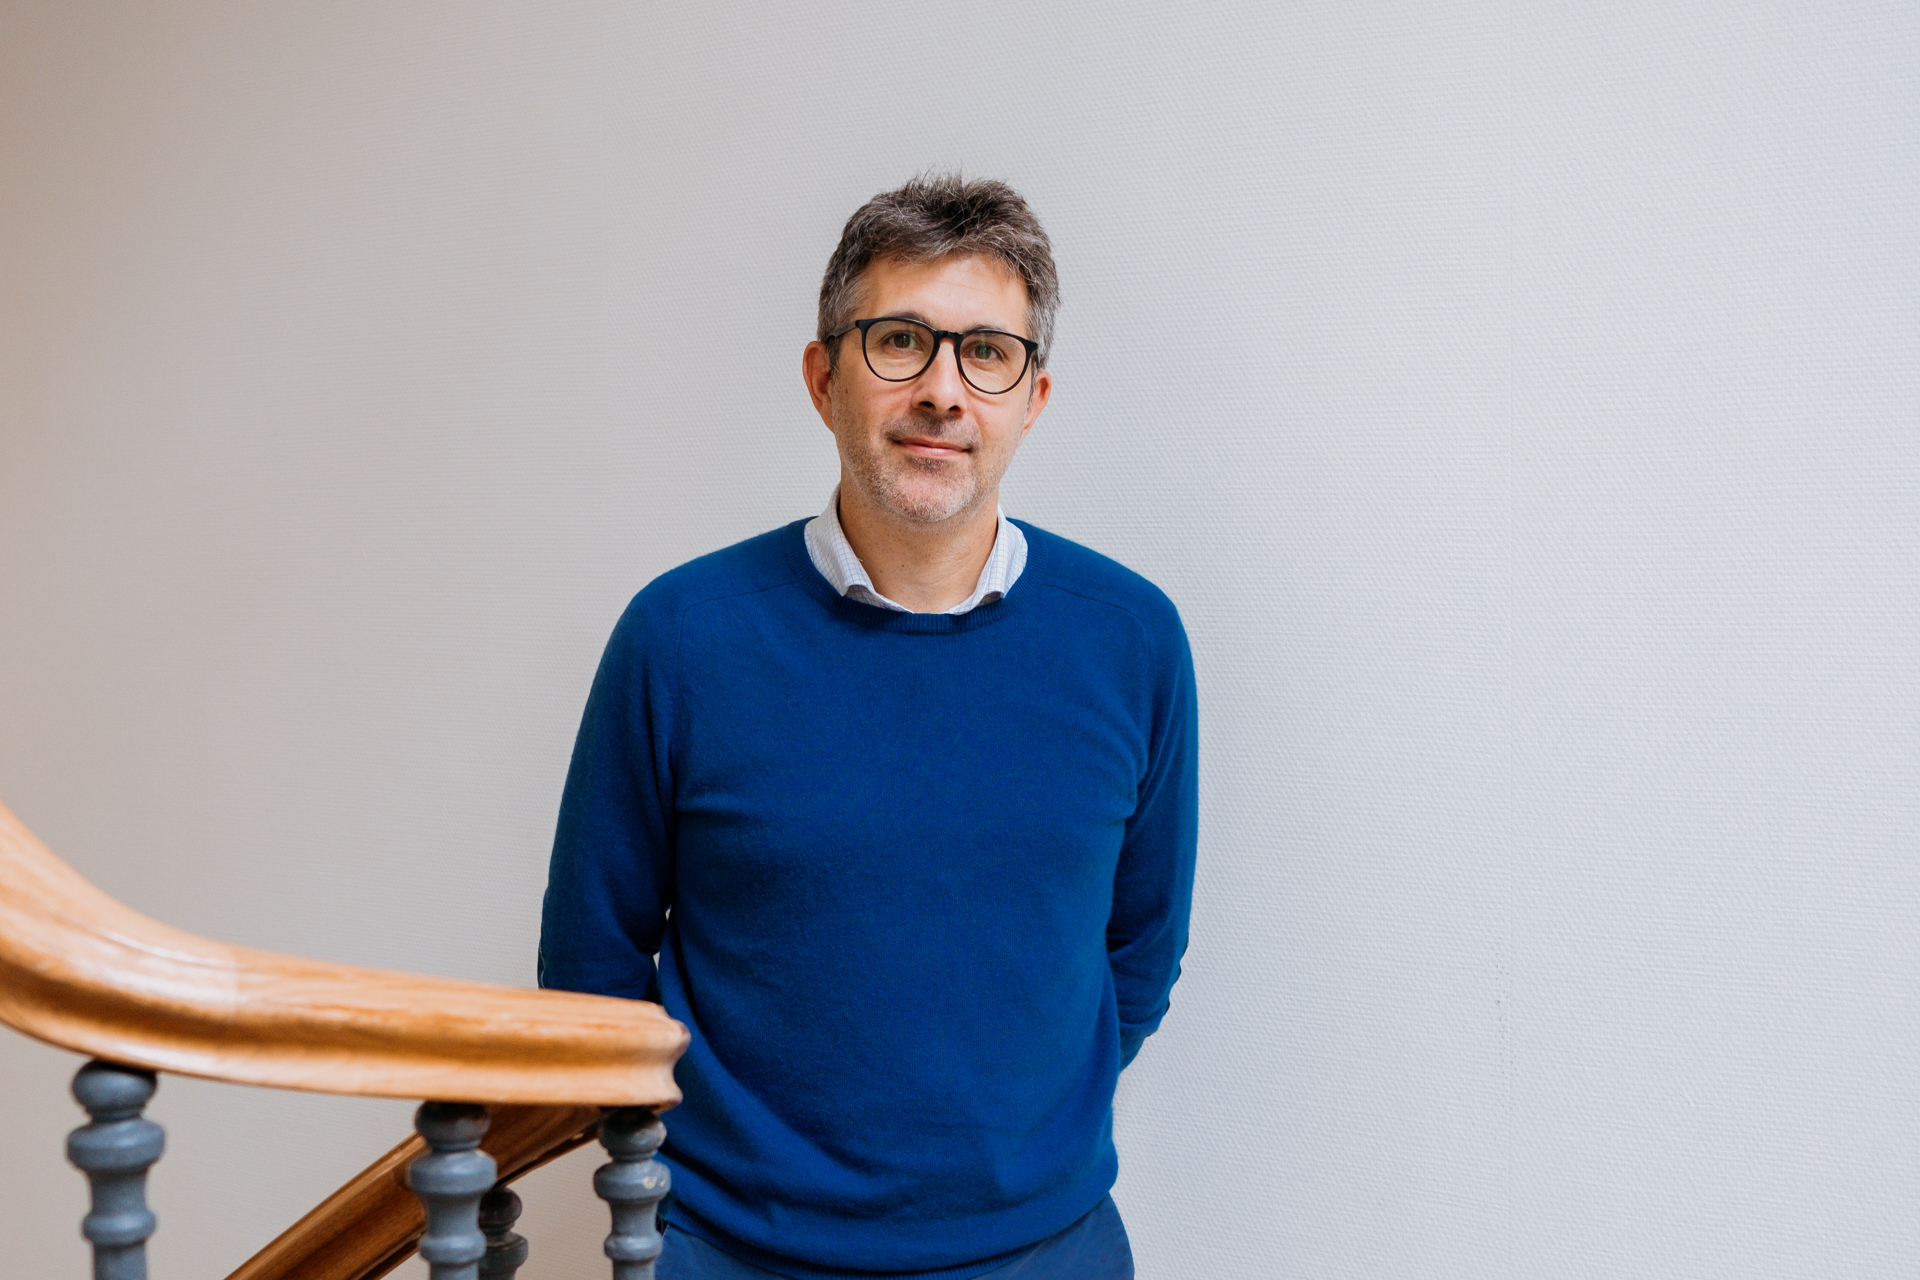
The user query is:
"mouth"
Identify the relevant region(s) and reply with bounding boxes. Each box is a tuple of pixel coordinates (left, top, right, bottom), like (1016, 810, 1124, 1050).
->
(891, 435, 971, 459)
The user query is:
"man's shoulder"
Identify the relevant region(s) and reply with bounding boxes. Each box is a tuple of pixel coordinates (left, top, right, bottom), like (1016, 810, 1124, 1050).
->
(622, 520, 807, 623)
(1014, 521, 1186, 637)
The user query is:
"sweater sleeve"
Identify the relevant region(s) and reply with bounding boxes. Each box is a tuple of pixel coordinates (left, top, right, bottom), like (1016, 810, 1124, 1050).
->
(538, 595, 678, 1001)
(1107, 610, 1200, 1067)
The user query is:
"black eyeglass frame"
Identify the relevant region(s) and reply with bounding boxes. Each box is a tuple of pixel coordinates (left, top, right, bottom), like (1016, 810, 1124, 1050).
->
(825, 317, 1041, 395)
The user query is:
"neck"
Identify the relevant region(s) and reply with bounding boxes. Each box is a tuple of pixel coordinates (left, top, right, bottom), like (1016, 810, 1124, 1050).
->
(835, 482, 1001, 613)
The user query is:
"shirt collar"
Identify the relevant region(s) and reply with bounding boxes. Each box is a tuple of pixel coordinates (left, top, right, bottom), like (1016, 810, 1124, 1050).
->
(803, 486, 1028, 615)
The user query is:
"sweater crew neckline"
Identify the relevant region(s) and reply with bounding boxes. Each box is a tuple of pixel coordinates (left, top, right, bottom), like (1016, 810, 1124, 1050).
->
(781, 519, 1042, 634)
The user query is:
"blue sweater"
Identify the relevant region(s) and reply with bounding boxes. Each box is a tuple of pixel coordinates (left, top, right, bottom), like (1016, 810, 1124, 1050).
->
(539, 519, 1198, 1277)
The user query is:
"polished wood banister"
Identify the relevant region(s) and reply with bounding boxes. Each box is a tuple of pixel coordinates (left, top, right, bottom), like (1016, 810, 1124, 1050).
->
(224, 1103, 603, 1280)
(0, 799, 688, 1105)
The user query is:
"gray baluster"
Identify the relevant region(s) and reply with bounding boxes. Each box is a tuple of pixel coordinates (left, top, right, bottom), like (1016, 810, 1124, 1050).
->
(67, 1060, 165, 1280)
(477, 1186, 529, 1280)
(595, 1108, 669, 1279)
(408, 1103, 497, 1280)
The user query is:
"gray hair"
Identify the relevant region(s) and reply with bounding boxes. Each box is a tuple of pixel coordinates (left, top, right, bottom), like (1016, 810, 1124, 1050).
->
(817, 174, 1059, 369)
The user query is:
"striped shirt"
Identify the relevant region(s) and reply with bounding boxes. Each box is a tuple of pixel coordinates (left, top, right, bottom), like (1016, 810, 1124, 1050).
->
(803, 487, 1028, 615)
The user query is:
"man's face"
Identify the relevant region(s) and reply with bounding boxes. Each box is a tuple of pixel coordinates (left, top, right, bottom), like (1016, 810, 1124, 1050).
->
(803, 253, 1052, 527)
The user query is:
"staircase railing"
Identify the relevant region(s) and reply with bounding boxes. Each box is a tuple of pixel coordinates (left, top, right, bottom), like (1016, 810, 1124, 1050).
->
(0, 799, 689, 1280)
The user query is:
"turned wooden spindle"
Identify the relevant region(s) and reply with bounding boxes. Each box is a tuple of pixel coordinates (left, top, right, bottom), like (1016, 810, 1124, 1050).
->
(594, 1109, 670, 1280)
(477, 1186, 530, 1280)
(68, 1060, 166, 1280)
(408, 1103, 498, 1280)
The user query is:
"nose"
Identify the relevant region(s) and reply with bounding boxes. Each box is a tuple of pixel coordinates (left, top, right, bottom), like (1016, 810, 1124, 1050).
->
(912, 334, 970, 412)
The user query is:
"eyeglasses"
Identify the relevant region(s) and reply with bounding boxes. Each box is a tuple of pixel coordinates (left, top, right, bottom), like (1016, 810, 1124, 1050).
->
(825, 317, 1040, 395)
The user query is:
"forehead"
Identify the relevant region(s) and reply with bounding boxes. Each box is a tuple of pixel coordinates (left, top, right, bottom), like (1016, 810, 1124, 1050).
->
(857, 254, 1030, 332)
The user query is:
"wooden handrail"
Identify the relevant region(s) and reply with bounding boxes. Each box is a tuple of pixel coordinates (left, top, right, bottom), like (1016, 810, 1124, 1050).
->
(0, 799, 687, 1106)
(224, 1103, 603, 1280)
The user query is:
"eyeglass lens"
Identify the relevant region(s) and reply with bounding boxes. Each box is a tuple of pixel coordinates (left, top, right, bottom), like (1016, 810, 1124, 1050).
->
(863, 320, 1030, 394)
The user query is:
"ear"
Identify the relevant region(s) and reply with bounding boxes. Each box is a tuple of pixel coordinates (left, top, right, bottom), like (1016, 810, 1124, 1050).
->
(802, 340, 837, 430)
(1018, 366, 1052, 442)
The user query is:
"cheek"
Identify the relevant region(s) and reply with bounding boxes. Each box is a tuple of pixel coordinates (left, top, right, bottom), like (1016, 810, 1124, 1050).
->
(832, 381, 901, 431)
(826, 382, 869, 436)
(994, 410, 1033, 450)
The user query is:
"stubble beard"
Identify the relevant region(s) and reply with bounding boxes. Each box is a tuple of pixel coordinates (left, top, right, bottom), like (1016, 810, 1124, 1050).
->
(843, 412, 996, 526)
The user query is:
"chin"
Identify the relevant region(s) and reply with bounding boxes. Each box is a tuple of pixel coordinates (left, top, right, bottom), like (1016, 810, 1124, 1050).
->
(879, 478, 976, 524)
(885, 495, 972, 524)
(842, 448, 983, 525)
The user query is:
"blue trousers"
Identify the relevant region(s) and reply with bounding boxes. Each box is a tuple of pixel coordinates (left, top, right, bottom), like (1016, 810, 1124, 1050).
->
(656, 1197, 1134, 1280)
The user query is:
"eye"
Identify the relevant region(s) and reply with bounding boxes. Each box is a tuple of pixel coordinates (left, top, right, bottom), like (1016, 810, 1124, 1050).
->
(962, 333, 1022, 366)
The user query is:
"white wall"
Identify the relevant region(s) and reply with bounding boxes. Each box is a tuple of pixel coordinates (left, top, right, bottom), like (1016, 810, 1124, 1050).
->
(2, 2, 1913, 1277)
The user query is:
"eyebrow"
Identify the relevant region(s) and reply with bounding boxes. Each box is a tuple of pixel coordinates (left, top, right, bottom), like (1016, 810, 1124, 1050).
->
(880, 310, 1023, 335)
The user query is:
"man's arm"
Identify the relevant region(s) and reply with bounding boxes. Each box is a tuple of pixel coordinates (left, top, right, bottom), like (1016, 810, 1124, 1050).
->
(1107, 617, 1200, 1067)
(539, 596, 677, 1001)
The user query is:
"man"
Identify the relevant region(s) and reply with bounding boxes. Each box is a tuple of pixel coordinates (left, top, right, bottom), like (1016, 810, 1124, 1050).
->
(540, 175, 1197, 1280)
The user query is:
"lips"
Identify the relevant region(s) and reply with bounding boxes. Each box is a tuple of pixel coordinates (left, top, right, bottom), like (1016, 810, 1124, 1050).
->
(892, 435, 970, 457)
